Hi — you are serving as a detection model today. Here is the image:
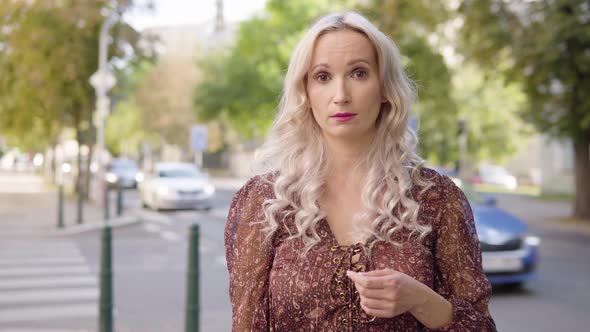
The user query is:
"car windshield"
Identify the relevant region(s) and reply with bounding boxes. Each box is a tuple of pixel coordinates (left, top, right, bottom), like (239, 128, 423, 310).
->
(109, 160, 138, 171)
(158, 168, 198, 178)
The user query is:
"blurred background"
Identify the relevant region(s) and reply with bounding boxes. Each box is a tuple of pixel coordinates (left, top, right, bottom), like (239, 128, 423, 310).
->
(0, 0, 588, 331)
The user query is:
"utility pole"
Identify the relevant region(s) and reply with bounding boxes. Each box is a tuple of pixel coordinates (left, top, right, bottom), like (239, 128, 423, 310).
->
(215, 0, 224, 33)
(90, 12, 117, 219)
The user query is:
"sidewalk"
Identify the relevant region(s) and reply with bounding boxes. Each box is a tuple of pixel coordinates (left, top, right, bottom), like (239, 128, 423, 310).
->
(494, 192, 590, 236)
(0, 172, 139, 332)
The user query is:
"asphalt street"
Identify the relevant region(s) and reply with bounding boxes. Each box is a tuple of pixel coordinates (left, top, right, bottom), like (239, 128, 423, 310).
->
(1, 174, 589, 331)
(78, 189, 590, 332)
(72, 189, 235, 332)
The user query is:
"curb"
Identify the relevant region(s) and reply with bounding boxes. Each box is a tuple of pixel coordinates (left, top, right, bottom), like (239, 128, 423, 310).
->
(49, 214, 141, 236)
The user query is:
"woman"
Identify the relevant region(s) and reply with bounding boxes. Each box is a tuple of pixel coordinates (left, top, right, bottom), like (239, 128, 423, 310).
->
(225, 11, 496, 331)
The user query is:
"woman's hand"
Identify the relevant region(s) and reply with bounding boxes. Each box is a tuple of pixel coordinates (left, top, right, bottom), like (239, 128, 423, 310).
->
(346, 269, 431, 319)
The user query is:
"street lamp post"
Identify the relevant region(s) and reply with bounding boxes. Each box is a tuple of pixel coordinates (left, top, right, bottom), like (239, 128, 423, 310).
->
(90, 12, 117, 221)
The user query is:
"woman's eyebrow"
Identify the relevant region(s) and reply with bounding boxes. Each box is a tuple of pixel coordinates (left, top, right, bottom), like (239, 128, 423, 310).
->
(310, 59, 371, 72)
(347, 59, 371, 66)
(310, 63, 329, 72)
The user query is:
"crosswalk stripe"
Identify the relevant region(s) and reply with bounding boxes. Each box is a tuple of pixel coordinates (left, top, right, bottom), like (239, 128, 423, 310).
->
(0, 257, 86, 266)
(0, 276, 96, 290)
(0, 288, 98, 305)
(0, 230, 49, 236)
(0, 329, 91, 332)
(0, 249, 82, 257)
(0, 265, 91, 277)
(0, 303, 97, 323)
(0, 241, 79, 248)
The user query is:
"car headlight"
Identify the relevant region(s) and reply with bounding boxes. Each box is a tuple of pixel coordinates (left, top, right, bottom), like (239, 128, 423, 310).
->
(135, 172, 144, 182)
(204, 184, 215, 195)
(524, 235, 540, 247)
(106, 172, 118, 183)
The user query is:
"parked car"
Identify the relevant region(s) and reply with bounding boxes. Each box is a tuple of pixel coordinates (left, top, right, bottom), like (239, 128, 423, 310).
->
(433, 166, 539, 286)
(471, 165, 518, 190)
(0, 149, 33, 172)
(139, 162, 215, 211)
(106, 158, 140, 189)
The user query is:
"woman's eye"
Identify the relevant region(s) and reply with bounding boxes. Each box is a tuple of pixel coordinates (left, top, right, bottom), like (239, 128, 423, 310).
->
(352, 69, 368, 79)
(315, 73, 330, 82)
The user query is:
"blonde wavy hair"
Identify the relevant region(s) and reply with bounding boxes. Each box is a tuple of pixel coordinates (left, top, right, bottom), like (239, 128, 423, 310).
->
(253, 11, 432, 254)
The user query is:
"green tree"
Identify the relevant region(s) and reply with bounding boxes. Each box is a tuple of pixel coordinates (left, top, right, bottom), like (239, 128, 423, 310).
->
(107, 57, 200, 157)
(360, 0, 459, 163)
(194, 0, 354, 142)
(0, 0, 152, 193)
(452, 64, 531, 163)
(459, 0, 590, 219)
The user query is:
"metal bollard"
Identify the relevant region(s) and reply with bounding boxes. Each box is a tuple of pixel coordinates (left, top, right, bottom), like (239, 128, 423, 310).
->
(185, 224, 200, 332)
(98, 225, 113, 332)
(104, 185, 110, 221)
(116, 182, 123, 217)
(57, 184, 64, 228)
(77, 185, 84, 224)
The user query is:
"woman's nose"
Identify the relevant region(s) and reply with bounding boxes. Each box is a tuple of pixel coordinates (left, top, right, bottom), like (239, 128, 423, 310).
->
(333, 79, 351, 105)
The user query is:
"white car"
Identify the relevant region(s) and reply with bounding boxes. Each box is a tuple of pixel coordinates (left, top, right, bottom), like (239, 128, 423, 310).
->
(139, 162, 215, 211)
(472, 165, 518, 190)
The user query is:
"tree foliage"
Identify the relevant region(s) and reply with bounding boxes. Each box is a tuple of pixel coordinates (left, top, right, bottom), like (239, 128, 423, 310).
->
(0, 0, 150, 150)
(360, 0, 459, 163)
(452, 64, 531, 163)
(194, 0, 355, 141)
(459, 0, 590, 219)
(107, 57, 200, 155)
(193, 0, 533, 166)
(459, 0, 590, 139)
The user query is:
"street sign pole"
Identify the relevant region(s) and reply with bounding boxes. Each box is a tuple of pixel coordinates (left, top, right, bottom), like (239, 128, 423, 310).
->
(90, 13, 117, 221)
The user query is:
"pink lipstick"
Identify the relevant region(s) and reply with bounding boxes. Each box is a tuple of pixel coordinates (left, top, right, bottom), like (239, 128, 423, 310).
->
(330, 112, 357, 122)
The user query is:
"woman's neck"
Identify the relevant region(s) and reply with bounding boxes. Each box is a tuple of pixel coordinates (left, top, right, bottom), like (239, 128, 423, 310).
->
(323, 135, 372, 187)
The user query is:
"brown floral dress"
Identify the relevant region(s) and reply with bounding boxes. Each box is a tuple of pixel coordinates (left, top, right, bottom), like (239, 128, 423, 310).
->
(225, 168, 497, 331)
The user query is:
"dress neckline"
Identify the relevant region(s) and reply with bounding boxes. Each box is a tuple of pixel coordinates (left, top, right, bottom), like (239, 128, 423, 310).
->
(319, 217, 375, 249)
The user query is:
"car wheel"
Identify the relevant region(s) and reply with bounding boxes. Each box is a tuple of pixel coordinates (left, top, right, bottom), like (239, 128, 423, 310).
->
(505, 282, 525, 292)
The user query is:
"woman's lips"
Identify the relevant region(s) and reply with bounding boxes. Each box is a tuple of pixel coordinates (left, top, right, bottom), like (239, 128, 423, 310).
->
(330, 113, 357, 122)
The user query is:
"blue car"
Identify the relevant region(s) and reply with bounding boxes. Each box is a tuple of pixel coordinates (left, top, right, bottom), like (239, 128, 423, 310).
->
(433, 167, 540, 286)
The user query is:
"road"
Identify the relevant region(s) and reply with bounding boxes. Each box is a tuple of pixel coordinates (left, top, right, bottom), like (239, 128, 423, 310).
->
(73, 189, 235, 332)
(1, 173, 589, 331)
(80, 189, 590, 332)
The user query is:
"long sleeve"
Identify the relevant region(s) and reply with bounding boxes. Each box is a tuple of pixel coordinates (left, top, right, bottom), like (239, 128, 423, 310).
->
(225, 176, 275, 332)
(429, 176, 497, 331)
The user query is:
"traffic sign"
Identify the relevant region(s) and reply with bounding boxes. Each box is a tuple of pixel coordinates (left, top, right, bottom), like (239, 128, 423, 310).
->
(190, 125, 208, 152)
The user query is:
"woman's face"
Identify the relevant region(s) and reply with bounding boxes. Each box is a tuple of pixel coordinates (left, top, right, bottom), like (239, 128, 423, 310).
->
(306, 29, 385, 143)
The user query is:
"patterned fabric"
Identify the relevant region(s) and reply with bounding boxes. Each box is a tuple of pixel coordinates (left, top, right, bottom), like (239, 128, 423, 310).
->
(225, 168, 497, 331)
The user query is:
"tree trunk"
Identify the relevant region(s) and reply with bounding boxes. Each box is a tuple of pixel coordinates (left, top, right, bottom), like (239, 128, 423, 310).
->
(573, 136, 590, 220)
